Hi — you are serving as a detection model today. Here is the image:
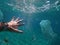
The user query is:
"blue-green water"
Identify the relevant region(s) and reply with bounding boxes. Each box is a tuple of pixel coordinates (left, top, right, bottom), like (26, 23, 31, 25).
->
(0, 0, 60, 45)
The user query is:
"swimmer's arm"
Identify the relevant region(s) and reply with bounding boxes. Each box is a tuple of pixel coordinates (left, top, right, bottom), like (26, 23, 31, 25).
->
(0, 22, 7, 28)
(0, 22, 2, 27)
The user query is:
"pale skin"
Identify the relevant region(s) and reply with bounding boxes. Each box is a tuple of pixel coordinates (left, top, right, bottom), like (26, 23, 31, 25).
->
(7, 16, 24, 33)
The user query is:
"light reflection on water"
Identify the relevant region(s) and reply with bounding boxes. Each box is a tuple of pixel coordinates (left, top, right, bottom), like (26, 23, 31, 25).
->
(7, 0, 60, 14)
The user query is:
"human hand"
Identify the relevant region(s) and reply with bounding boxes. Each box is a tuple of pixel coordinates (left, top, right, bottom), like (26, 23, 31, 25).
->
(7, 16, 24, 33)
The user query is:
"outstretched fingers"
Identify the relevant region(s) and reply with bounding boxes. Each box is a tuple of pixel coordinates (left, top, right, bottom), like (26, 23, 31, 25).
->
(11, 16, 15, 21)
(10, 27, 23, 33)
(17, 23, 25, 26)
(11, 16, 23, 22)
(15, 17, 20, 22)
(17, 19, 23, 23)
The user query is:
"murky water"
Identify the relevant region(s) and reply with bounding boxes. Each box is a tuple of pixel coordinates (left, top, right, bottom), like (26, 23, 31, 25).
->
(0, 0, 60, 45)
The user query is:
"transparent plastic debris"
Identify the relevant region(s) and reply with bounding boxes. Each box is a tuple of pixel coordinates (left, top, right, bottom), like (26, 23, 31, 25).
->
(40, 20, 57, 39)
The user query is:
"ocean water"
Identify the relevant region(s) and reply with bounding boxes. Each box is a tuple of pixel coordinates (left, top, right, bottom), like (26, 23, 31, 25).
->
(0, 0, 60, 45)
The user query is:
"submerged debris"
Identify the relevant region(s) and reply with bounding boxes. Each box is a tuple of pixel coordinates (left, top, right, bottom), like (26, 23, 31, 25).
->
(3, 38, 9, 43)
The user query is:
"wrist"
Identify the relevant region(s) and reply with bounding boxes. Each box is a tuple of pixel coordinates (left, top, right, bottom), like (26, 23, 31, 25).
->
(4, 23, 8, 27)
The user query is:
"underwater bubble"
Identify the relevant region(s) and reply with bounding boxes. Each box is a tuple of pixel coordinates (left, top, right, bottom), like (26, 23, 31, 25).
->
(46, 1, 50, 4)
